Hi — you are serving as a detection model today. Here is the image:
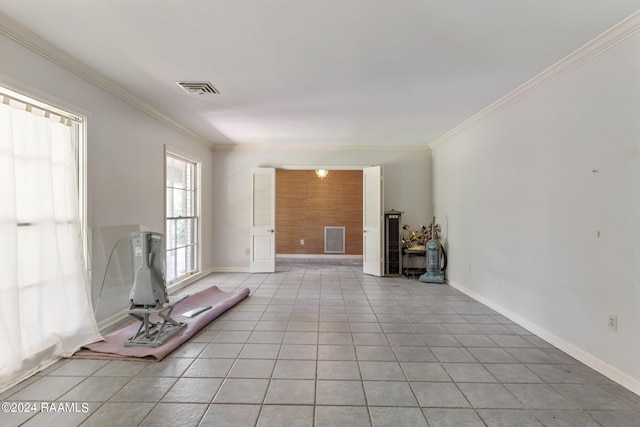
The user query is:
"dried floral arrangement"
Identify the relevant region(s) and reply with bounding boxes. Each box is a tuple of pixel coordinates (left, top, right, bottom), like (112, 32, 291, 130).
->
(402, 219, 441, 250)
(402, 224, 429, 250)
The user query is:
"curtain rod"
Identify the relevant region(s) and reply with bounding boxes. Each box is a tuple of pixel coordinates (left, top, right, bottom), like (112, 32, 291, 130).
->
(1, 88, 81, 126)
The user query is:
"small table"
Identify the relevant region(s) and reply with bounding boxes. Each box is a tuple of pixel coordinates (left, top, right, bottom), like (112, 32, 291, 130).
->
(403, 249, 426, 278)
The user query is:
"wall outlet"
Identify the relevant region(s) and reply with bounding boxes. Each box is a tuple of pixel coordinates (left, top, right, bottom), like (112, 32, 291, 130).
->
(608, 315, 618, 332)
(300, 239, 304, 245)
(245, 248, 250, 256)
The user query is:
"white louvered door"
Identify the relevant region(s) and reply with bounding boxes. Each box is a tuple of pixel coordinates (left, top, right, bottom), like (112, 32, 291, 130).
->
(363, 165, 383, 276)
(250, 168, 276, 273)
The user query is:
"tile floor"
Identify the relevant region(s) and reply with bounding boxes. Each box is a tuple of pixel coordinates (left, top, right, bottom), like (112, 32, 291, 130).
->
(1, 259, 639, 426)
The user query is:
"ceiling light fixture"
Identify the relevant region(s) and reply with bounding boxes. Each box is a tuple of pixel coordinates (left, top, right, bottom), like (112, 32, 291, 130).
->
(315, 169, 329, 179)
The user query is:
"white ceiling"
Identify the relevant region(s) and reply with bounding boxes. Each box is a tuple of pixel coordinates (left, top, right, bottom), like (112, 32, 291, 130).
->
(1, 1, 639, 147)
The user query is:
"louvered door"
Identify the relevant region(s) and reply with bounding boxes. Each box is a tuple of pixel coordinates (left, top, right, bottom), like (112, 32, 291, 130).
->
(250, 168, 275, 273)
(363, 166, 383, 276)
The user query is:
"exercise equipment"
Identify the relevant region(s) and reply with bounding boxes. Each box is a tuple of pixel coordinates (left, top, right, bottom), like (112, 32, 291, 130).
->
(123, 231, 188, 347)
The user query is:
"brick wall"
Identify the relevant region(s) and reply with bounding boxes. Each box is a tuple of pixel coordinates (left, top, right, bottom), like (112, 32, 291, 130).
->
(276, 169, 363, 255)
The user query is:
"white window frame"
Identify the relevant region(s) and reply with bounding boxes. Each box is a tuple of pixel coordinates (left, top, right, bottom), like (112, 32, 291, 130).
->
(164, 148, 201, 284)
(0, 84, 88, 270)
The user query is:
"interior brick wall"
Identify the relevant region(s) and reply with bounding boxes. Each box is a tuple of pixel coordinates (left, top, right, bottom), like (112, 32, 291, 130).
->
(276, 169, 363, 255)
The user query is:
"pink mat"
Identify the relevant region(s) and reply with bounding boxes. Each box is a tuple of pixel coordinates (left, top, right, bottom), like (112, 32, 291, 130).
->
(72, 286, 250, 361)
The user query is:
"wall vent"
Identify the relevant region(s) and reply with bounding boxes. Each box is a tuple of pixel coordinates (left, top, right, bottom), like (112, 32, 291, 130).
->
(176, 81, 220, 95)
(324, 226, 345, 254)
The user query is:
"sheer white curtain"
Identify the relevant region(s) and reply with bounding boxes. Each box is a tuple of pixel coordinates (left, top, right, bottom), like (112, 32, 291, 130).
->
(0, 98, 101, 392)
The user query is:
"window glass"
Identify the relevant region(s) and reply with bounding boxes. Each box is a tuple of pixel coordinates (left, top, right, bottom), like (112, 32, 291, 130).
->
(165, 153, 199, 283)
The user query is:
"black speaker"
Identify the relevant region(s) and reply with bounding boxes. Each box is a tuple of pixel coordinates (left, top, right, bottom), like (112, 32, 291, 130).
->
(385, 210, 403, 276)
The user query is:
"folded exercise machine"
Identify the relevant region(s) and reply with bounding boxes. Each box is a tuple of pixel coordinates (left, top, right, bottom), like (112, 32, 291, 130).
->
(124, 231, 188, 347)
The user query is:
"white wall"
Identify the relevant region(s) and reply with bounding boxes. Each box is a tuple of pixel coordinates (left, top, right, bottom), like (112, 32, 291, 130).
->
(212, 147, 432, 269)
(0, 32, 216, 322)
(1, 29, 433, 316)
(431, 32, 640, 392)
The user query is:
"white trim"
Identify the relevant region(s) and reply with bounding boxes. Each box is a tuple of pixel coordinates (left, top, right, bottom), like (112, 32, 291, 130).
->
(446, 278, 640, 396)
(214, 143, 430, 151)
(0, 13, 213, 148)
(211, 267, 251, 273)
(0, 84, 83, 122)
(1, 12, 426, 153)
(76, 118, 90, 290)
(0, 83, 92, 308)
(164, 145, 203, 165)
(165, 149, 202, 284)
(4, 8, 639, 153)
(277, 254, 362, 260)
(429, 10, 640, 150)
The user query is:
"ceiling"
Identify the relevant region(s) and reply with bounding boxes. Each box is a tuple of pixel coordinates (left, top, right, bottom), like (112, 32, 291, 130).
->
(1, 1, 638, 147)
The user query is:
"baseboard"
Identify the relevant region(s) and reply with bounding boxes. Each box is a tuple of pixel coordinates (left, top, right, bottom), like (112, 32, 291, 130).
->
(277, 254, 363, 259)
(167, 268, 216, 293)
(446, 278, 640, 396)
(210, 267, 251, 273)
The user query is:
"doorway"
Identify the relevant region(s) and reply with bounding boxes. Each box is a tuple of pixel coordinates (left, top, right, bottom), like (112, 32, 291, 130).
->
(250, 166, 383, 275)
(275, 169, 363, 258)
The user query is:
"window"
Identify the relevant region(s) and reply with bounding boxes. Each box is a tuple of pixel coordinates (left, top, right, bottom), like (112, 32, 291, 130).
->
(165, 152, 200, 283)
(0, 85, 100, 390)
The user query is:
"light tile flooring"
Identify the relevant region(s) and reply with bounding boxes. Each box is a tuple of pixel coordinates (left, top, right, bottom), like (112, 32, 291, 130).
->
(2, 259, 639, 426)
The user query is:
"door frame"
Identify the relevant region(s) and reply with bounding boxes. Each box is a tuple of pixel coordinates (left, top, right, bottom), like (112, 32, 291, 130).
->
(260, 164, 384, 275)
(250, 167, 276, 273)
(362, 165, 384, 276)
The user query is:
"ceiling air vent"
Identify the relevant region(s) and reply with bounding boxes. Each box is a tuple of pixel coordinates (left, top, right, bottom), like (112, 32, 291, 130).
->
(176, 81, 220, 95)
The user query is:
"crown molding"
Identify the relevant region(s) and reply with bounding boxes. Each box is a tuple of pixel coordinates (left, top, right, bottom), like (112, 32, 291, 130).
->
(0, 13, 214, 148)
(429, 10, 640, 150)
(0, 13, 428, 153)
(214, 143, 430, 151)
